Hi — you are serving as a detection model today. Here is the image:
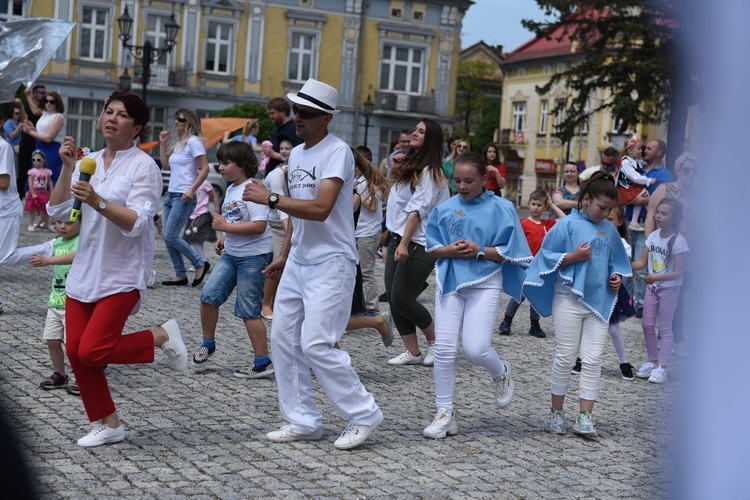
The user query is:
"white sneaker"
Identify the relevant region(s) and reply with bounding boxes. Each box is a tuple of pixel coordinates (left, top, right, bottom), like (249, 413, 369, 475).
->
(423, 344, 435, 366)
(423, 408, 458, 439)
(146, 268, 156, 289)
(266, 424, 322, 443)
(77, 422, 125, 447)
(635, 362, 657, 379)
(494, 362, 515, 407)
(333, 415, 384, 450)
(648, 366, 668, 384)
(387, 349, 423, 366)
(159, 319, 188, 373)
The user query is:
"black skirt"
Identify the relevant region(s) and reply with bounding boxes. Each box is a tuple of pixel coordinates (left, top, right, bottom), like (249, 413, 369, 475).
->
(610, 285, 636, 324)
(183, 212, 218, 244)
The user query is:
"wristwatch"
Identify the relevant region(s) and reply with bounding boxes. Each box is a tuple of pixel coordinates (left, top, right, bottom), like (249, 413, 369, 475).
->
(268, 193, 280, 209)
(96, 198, 107, 212)
(476, 245, 486, 261)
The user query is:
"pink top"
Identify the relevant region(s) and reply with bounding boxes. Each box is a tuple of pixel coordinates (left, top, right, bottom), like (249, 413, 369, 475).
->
(27, 167, 53, 192)
(190, 181, 215, 218)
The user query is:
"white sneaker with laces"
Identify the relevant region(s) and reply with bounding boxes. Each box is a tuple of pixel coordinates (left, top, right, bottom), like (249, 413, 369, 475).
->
(423, 408, 458, 439)
(266, 424, 323, 443)
(494, 362, 515, 407)
(387, 349, 423, 366)
(77, 422, 125, 447)
(635, 361, 657, 379)
(333, 415, 384, 450)
(423, 344, 435, 366)
(159, 319, 188, 372)
(648, 366, 668, 384)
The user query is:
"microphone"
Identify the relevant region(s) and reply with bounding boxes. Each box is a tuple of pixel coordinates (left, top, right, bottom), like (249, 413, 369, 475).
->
(71, 157, 97, 221)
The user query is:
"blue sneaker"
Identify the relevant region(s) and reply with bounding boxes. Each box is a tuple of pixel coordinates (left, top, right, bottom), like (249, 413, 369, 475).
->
(573, 412, 597, 436)
(549, 409, 566, 434)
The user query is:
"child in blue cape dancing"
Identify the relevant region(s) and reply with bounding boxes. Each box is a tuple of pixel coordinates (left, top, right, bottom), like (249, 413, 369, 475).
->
(422, 152, 532, 439)
(523, 171, 632, 437)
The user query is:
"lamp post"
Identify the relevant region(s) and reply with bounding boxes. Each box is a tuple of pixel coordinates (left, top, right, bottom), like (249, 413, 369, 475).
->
(362, 94, 374, 148)
(117, 6, 180, 103)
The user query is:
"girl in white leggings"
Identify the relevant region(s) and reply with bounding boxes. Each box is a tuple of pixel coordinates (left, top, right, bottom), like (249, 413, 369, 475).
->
(422, 152, 531, 439)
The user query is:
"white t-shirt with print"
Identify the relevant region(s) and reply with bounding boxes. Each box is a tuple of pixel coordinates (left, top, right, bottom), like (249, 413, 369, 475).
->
(645, 228, 689, 287)
(0, 140, 22, 217)
(168, 136, 206, 194)
(221, 179, 273, 257)
(354, 176, 383, 238)
(287, 133, 359, 265)
(386, 167, 450, 246)
(263, 165, 289, 224)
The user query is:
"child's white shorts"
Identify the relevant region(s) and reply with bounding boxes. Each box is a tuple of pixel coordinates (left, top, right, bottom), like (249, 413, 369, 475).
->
(42, 308, 66, 341)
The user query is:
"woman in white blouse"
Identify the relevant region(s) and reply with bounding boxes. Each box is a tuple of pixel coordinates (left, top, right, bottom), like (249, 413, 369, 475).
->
(22, 90, 65, 183)
(159, 108, 210, 286)
(384, 119, 450, 367)
(48, 91, 188, 448)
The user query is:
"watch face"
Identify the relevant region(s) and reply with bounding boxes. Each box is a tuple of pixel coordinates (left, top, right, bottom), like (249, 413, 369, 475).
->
(98, 200, 106, 210)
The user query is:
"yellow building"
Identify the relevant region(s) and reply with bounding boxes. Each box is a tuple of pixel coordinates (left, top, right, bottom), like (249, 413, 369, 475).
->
(10, 0, 473, 164)
(499, 27, 666, 206)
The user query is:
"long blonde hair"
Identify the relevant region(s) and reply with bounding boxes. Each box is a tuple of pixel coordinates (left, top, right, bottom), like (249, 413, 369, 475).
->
(352, 147, 389, 201)
(241, 119, 259, 142)
(168, 108, 203, 155)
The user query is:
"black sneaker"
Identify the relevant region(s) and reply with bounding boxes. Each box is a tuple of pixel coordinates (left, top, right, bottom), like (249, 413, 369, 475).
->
(379, 293, 389, 303)
(620, 362, 635, 381)
(529, 323, 546, 338)
(571, 358, 582, 375)
(635, 306, 643, 319)
(66, 383, 80, 396)
(234, 361, 275, 379)
(39, 372, 68, 390)
(193, 345, 216, 365)
(498, 320, 512, 335)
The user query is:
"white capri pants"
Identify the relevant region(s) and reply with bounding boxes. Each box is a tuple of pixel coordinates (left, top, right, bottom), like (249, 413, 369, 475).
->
(550, 285, 609, 400)
(271, 255, 382, 434)
(433, 274, 506, 410)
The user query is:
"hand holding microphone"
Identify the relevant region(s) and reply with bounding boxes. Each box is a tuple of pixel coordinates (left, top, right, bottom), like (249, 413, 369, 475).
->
(71, 157, 97, 221)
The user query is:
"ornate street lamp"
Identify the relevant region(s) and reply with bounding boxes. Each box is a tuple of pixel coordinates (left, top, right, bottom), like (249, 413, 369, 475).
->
(118, 69, 132, 92)
(363, 94, 375, 148)
(117, 6, 180, 103)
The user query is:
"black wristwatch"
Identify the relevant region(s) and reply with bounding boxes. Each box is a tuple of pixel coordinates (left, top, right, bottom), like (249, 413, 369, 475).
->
(476, 245, 486, 261)
(268, 193, 280, 209)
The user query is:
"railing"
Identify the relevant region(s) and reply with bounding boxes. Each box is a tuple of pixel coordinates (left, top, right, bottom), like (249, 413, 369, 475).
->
(375, 91, 435, 114)
(132, 64, 189, 88)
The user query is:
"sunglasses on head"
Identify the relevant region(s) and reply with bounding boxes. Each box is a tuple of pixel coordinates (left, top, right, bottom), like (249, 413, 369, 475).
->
(175, 116, 187, 123)
(293, 104, 327, 120)
(32, 157, 45, 163)
(45, 99, 57, 104)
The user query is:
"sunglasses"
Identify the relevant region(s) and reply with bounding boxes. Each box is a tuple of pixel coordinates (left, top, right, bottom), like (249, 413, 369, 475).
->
(175, 116, 187, 123)
(293, 104, 327, 120)
(31, 158, 45, 163)
(45, 99, 57, 105)
(456, 145, 469, 150)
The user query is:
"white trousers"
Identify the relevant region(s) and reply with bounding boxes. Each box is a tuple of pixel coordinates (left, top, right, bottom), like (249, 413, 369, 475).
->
(433, 275, 506, 410)
(550, 285, 609, 400)
(272, 256, 382, 433)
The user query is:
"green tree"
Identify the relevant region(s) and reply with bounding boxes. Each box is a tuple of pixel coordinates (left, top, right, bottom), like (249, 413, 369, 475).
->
(470, 100, 500, 152)
(523, 1, 699, 169)
(217, 103, 274, 141)
(455, 59, 502, 138)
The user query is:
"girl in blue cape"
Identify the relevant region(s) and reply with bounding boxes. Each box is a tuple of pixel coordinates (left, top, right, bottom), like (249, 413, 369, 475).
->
(422, 152, 532, 439)
(523, 171, 631, 437)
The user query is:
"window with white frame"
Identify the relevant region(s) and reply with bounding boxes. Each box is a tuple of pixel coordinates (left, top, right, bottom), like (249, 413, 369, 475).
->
(79, 6, 109, 61)
(554, 98, 566, 130)
(379, 45, 424, 94)
(512, 102, 526, 134)
(581, 99, 590, 134)
(539, 99, 548, 134)
(0, 0, 24, 20)
(612, 115, 626, 133)
(287, 32, 317, 82)
(145, 13, 176, 66)
(67, 98, 106, 152)
(147, 106, 168, 143)
(205, 21, 233, 74)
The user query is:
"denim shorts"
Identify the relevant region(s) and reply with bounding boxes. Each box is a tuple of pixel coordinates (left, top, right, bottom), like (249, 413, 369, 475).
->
(200, 251, 273, 319)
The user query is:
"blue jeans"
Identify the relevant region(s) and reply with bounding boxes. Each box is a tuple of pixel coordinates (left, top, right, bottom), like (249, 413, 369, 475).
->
(628, 226, 647, 309)
(163, 192, 202, 278)
(200, 252, 272, 319)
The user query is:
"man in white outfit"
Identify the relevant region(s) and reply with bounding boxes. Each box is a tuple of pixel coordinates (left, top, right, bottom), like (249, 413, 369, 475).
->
(243, 79, 383, 450)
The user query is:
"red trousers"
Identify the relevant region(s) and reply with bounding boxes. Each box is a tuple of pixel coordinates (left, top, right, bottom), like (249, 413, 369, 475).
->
(66, 290, 155, 422)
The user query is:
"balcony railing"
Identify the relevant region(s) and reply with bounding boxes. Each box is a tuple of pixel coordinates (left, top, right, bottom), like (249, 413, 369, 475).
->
(133, 64, 189, 88)
(375, 91, 435, 114)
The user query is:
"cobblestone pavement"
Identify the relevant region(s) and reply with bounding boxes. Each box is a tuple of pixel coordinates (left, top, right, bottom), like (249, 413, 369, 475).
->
(1, 222, 680, 499)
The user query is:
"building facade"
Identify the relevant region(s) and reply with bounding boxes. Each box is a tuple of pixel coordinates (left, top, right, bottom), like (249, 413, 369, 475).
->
(499, 27, 667, 206)
(7, 0, 472, 164)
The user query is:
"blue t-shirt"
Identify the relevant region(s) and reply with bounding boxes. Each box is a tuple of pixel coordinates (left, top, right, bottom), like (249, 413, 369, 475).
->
(626, 165, 673, 220)
(3, 120, 21, 148)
